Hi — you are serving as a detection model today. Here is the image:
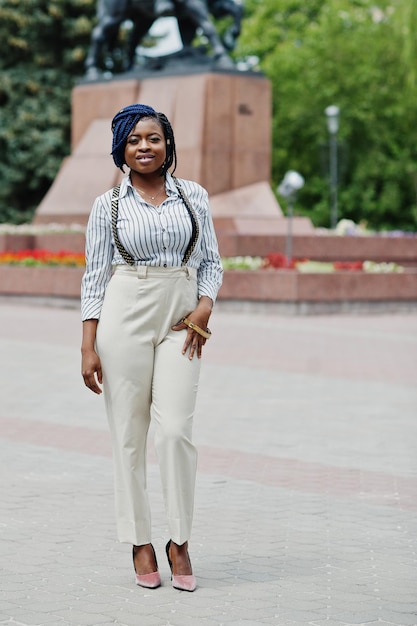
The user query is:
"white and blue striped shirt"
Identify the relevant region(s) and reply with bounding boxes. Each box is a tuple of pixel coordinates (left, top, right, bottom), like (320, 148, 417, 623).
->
(81, 173, 223, 320)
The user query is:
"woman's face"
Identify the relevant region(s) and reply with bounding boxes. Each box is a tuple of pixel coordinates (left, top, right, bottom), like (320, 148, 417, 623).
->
(124, 117, 166, 176)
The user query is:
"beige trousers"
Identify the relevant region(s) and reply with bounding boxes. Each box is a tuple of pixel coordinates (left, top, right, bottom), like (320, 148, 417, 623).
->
(96, 265, 200, 546)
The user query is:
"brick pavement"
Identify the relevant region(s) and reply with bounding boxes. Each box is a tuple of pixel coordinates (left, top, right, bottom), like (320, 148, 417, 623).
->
(0, 301, 416, 626)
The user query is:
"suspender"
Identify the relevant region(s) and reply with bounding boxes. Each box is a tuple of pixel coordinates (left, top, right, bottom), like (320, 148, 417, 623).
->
(111, 184, 135, 265)
(111, 177, 199, 266)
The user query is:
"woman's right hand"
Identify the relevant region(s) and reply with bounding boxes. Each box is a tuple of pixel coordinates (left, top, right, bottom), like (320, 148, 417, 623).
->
(81, 319, 102, 394)
(81, 349, 103, 394)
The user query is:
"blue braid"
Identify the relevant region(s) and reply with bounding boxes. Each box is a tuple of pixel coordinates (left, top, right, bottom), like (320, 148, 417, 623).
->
(111, 104, 157, 171)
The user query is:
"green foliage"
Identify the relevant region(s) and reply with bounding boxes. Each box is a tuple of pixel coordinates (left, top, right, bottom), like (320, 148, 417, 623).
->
(0, 0, 96, 223)
(237, 0, 417, 230)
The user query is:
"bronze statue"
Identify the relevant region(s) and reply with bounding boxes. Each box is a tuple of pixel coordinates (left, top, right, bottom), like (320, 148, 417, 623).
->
(85, 0, 243, 78)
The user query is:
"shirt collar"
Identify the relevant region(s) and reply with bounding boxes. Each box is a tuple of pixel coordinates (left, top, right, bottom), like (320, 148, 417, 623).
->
(118, 176, 131, 199)
(119, 172, 179, 199)
(165, 172, 179, 195)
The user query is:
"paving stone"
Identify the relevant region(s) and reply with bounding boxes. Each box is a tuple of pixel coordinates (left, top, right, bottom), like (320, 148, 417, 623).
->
(0, 609, 62, 625)
(311, 622, 362, 626)
(0, 305, 417, 626)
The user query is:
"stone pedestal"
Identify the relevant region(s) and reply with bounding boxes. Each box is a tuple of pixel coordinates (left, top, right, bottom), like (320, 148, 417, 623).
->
(35, 71, 274, 223)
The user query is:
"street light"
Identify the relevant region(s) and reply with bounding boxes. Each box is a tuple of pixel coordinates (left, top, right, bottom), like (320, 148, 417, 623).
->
(277, 170, 305, 265)
(324, 105, 340, 229)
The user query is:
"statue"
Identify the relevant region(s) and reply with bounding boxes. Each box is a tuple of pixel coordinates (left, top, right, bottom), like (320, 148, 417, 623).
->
(85, 0, 243, 79)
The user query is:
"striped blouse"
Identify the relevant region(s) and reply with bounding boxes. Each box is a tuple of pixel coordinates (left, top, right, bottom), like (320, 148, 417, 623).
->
(81, 173, 223, 320)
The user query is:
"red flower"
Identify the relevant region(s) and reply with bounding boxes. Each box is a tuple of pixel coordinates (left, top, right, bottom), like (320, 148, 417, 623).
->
(0, 250, 85, 267)
(333, 261, 363, 271)
(265, 253, 297, 269)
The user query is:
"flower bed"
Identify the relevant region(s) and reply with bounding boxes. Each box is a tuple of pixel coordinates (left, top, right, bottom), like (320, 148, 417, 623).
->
(219, 254, 416, 304)
(222, 253, 405, 274)
(0, 250, 405, 274)
(0, 249, 85, 267)
(0, 249, 416, 306)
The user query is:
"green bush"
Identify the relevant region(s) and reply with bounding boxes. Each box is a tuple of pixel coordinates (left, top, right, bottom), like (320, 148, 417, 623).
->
(0, 0, 96, 223)
(237, 0, 417, 231)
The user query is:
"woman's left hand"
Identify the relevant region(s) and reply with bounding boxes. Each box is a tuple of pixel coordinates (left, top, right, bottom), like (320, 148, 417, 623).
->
(171, 296, 213, 360)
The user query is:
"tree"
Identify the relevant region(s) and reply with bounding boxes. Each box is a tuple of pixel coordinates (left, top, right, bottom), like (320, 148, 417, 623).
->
(0, 0, 95, 223)
(237, 0, 417, 230)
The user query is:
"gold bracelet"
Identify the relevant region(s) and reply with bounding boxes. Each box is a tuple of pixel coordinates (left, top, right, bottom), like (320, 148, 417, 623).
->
(182, 317, 212, 339)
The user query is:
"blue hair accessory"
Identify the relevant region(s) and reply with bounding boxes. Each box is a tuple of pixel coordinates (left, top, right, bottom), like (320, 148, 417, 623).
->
(111, 104, 157, 170)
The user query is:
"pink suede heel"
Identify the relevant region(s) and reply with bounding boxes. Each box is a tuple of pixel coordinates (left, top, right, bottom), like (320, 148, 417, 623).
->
(165, 540, 197, 592)
(133, 544, 161, 589)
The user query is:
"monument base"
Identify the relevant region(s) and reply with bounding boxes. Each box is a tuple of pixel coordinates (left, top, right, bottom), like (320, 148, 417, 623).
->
(34, 71, 303, 228)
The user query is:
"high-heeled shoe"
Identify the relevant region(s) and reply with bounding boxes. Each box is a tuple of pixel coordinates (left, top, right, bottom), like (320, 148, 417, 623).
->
(132, 544, 161, 589)
(165, 539, 197, 592)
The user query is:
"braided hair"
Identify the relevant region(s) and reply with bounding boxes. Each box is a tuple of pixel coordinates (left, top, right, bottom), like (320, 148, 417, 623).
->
(111, 103, 177, 175)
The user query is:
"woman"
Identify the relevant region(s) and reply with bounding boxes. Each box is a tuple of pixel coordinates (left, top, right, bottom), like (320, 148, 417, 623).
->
(81, 103, 223, 592)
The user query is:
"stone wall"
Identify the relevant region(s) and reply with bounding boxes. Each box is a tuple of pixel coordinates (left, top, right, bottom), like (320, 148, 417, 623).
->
(1, 265, 416, 307)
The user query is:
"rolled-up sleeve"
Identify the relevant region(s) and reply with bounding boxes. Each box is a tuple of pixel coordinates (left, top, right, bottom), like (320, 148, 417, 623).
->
(81, 196, 114, 321)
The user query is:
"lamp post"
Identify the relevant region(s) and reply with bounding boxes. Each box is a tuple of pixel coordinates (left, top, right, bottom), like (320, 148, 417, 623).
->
(324, 105, 340, 229)
(277, 170, 305, 265)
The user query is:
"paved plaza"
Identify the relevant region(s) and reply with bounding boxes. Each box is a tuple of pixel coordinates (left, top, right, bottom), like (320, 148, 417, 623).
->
(0, 299, 416, 626)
